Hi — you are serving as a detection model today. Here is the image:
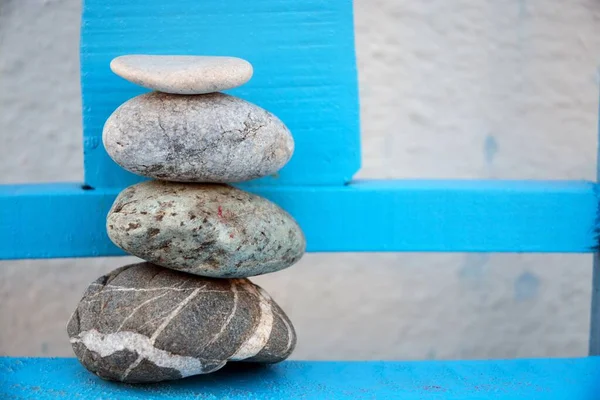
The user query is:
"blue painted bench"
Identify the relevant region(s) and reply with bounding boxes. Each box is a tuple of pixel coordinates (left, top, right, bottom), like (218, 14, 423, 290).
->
(2, 0, 600, 398)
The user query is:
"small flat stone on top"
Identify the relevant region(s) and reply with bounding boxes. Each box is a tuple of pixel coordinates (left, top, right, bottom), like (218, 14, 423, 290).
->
(110, 55, 253, 94)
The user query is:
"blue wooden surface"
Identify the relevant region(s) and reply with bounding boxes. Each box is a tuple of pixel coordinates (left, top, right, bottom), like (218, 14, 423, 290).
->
(592, 252, 600, 355)
(2, 357, 599, 399)
(0, 180, 596, 259)
(81, 0, 360, 188)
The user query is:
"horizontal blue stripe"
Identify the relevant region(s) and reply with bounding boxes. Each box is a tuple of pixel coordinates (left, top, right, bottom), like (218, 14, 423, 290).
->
(0, 180, 596, 259)
(2, 357, 599, 399)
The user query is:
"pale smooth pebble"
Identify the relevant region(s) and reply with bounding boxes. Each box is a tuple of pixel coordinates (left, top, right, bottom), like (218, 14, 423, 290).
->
(110, 55, 253, 94)
(102, 91, 294, 183)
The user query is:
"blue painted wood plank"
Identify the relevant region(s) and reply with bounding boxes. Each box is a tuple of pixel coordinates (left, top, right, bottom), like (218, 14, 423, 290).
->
(81, 0, 360, 188)
(0, 184, 116, 259)
(2, 357, 599, 399)
(0, 180, 596, 259)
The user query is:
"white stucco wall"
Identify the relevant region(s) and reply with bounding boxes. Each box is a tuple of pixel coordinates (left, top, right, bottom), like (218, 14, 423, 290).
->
(1, 0, 598, 359)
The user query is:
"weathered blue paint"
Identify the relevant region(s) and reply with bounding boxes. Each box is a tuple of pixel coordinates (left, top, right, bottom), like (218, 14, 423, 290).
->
(81, 0, 360, 188)
(484, 134, 499, 165)
(459, 253, 491, 279)
(2, 357, 599, 399)
(0, 180, 597, 259)
(514, 271, 540, 301)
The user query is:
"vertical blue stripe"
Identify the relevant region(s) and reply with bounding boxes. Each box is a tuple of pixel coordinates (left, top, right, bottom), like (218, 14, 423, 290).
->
(80, 0, 360, 189)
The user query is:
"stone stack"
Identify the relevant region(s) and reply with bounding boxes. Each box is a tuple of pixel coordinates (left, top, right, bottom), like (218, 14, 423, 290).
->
(67, 55, 306, 383)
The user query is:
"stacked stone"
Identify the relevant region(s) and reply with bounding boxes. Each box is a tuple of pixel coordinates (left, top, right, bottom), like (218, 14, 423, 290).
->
(67, 55, 306, 383)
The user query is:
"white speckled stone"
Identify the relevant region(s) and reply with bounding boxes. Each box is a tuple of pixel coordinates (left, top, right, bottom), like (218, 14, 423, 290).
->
(106, 181, 306, 278)
(110, 55, 253, 94)
(67, 262, 296, 383)
(102, 91, 294, 183)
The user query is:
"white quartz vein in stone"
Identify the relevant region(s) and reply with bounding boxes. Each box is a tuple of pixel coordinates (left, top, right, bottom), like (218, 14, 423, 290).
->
(82, 285, 227, 302)
(116, 292, 170, 332)
(274, 308, 294, 355)
(121, 286, 203, 380)
(229, 283, 273, 360)
(151, 286, 204, 341)
(136, 309, 174, 331)
(203, 280, 239, 349)
(70, 329, 204, 378)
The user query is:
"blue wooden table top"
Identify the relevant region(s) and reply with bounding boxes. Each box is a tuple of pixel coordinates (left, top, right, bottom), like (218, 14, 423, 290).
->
(2, 357, 599, 399)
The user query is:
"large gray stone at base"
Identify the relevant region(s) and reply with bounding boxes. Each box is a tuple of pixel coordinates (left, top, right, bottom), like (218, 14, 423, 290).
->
(67, 262, 296, 383)
(110, 55, 253, 94)
(102, 92, 294, 183)
(106, 181, 306, 278)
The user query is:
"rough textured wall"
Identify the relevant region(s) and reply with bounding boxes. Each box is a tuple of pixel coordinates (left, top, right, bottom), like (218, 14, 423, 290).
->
(0, 0, 598, 359)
